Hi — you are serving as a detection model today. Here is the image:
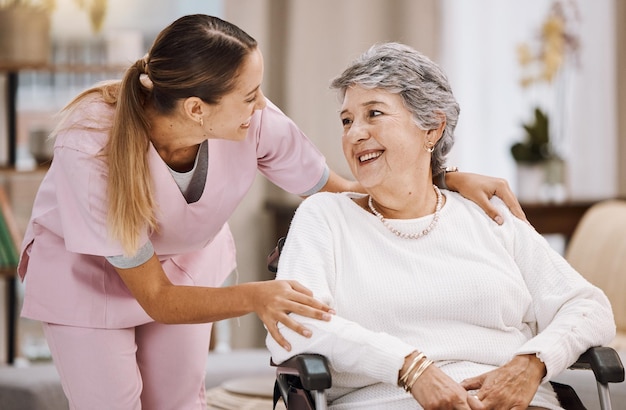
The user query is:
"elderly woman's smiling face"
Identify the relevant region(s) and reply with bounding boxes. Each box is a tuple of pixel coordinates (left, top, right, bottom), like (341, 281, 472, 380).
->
(340, 85, 435, 191)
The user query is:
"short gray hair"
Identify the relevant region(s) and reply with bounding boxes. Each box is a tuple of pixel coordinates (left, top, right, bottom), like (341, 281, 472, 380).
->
(330, 42, 459, 174)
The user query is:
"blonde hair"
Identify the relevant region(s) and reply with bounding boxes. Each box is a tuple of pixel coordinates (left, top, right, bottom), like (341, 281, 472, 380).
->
(107, 63, 157, 256)
(55, 15, 258, 256)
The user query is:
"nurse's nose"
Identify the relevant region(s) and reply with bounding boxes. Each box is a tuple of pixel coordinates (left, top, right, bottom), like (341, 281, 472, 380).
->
(256, 89, 267, 110)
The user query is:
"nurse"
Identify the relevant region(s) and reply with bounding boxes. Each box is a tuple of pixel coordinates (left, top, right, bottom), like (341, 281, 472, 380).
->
(18, 14, 525, 409)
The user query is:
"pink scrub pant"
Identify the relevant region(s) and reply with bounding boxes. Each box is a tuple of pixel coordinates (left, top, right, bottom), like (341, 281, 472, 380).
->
(43, 321, 212, 410)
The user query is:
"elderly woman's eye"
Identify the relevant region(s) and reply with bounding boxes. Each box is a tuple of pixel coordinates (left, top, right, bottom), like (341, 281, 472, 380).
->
(369, 110, 383, 117)
(341, 118, 352, 126)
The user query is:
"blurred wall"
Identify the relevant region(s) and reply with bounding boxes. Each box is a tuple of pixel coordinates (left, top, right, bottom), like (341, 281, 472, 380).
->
(441, 0, 617, 202)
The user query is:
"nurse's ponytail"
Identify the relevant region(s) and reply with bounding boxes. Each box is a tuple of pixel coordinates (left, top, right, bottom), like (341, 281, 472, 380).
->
(106, 57, 158, 256)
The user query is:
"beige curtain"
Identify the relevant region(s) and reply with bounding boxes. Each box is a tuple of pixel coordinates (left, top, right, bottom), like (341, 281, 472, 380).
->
(226, 0, 440, 182)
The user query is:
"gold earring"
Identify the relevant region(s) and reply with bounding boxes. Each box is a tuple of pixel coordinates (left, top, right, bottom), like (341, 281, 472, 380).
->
(199, 117, 204, 127)
(424, 141, 435, 153)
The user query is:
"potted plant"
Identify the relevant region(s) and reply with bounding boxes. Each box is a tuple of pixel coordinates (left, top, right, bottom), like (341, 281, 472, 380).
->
(511, 106, 552, 164)
(511, 107, 565, 202)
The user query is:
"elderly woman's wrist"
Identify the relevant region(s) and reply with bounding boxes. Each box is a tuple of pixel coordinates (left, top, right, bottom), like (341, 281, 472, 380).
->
(523, 354, 547, 380)
(398, 350, 433, 392)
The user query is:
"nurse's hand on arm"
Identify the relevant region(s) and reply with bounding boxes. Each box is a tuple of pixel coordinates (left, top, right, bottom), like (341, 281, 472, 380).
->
(114, 253, 333, 351)
(322, 169, 528, 225)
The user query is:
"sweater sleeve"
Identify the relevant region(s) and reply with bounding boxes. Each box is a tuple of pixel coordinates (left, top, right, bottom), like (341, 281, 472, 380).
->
(493, 200, 616, 381)
(265, 194, 415, 385)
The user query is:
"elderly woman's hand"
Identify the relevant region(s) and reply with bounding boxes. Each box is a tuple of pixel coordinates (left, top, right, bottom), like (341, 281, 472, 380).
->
(249, 280, 334, 351)
(445, 172, 528, 225)
(460, 354, 545, 409)
(410, 364, 486, 410)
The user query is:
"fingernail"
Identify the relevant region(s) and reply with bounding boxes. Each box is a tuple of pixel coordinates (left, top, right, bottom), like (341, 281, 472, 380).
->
(302, 329, 312, 337)
(283, 344, 291, 351)
(328, 309, 336, 315)
(322, 313, 332, 321)
(495, 215, 503, 225)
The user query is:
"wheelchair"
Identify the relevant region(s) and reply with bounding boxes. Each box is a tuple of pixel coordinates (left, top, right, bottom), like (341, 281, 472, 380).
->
(267, 237, 625, 410)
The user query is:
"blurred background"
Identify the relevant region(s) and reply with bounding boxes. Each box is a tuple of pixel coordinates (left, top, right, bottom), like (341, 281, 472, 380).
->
(0, 0, 624, 361)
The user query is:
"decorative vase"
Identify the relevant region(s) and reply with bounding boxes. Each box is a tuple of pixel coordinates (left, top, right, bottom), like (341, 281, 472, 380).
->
(516, 158, 567, 204)
(0, 5, 51, 68)
(542, 157, 567, 203)
(516, 163, 546, 203)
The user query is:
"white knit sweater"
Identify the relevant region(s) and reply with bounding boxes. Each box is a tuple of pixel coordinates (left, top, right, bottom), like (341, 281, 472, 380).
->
(266, 191, 615, 409)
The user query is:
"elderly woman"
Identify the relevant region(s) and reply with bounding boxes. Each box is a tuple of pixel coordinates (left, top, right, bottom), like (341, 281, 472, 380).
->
(266, 42, 615, 410)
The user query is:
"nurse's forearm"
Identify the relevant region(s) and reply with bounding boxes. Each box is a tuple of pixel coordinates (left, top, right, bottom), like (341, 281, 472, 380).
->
(318, 169, 363, 195)
(114, 254, 333, 338)
(147, 283, 258, 324)
(114, 254, 253, 323)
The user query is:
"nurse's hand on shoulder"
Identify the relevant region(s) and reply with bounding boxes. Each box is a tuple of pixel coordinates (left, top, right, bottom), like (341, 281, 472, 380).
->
(445, 172, 528, 225)
(250, 280, 334, 351)
(324, 168, 529, 226)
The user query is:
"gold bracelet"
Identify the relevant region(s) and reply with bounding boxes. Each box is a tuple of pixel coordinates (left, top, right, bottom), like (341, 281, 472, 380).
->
(398, 352, 425, 387)
(405, 358, 433, 392)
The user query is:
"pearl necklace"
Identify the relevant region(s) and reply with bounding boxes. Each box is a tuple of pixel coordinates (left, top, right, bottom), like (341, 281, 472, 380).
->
(367, 185, 442, 239)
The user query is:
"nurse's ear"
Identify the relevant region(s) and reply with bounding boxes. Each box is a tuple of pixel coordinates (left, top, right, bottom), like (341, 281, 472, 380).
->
(182, 97, 206, 125)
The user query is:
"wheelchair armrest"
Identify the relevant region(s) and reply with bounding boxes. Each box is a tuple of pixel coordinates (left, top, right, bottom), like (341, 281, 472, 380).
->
(267, 237, 286, 273)
(272, 354, 332, 391)
(569, 346, 625, 384)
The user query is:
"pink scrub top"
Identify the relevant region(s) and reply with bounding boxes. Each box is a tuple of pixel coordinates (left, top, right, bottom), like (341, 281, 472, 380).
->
(18, 96, 328, 329)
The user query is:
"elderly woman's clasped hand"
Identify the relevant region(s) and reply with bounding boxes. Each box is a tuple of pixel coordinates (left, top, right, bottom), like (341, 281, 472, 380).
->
(407, 360, 485, 409)
(408, 357, 543, 409)
(405, 352, 546, 409)
(460, 354, 546, 409)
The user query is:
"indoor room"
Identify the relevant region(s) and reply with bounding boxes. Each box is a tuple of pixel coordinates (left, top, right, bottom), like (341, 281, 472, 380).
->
(0, 0, 624, 409)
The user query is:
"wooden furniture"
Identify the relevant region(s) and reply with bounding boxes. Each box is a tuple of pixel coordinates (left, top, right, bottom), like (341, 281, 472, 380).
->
(1, 63, 126, 166)
(1, 68, 20, 166)
(520, 200, 597, 241)
(0, 61, 123, 365)
(0, 186, 20, 365)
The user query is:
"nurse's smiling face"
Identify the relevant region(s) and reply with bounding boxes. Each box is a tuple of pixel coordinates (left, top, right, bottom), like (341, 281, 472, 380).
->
(203, 48, 267, 141)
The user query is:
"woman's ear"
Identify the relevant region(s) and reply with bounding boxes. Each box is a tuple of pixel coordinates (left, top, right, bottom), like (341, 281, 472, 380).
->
(427, 113, 447, 142)
(182, 97, 205, 123)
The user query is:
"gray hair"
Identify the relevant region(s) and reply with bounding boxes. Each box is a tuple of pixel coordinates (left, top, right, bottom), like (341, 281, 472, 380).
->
(330, 42, 459, 174)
